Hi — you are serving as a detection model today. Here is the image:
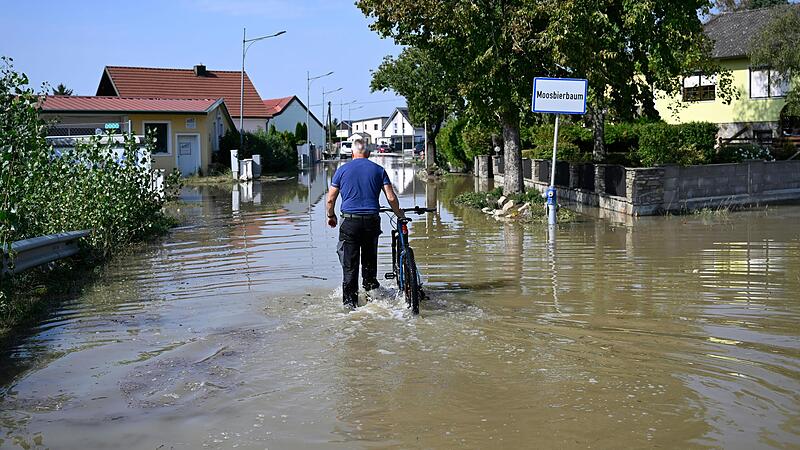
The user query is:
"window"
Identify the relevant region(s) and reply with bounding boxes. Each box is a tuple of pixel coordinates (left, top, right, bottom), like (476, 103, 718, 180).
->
(374, 124, 378, 130)
(682, 73, 716, 102)
(750, 67, 789, 98)
(355, 124, 359, 130)
(143, 122, 170, 154)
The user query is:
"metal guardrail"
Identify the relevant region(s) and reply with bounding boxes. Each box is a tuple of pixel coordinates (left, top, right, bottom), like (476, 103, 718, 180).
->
(1, 230, 90, 277)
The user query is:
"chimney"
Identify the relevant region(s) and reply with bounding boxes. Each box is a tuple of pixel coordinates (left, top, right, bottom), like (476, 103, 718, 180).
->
(193, 64, 208, 77)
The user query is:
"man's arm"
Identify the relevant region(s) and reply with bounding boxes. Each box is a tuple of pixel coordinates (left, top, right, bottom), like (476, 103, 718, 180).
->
(326, 186, 340, 227)
(382, 184, 405, 218)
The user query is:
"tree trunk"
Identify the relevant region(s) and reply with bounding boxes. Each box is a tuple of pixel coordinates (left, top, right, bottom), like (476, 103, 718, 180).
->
(591, 105, 606, 161)
(502, 118, 524, 194)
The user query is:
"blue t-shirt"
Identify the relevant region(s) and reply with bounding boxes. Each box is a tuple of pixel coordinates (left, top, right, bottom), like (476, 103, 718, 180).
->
(331, 159, 391, 214)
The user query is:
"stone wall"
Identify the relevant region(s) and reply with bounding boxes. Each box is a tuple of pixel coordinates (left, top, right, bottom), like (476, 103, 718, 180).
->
(486, 159, 800, 216)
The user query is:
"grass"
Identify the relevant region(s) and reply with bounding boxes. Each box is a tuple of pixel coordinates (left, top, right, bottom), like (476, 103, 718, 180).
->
(183, 169, 298, 186)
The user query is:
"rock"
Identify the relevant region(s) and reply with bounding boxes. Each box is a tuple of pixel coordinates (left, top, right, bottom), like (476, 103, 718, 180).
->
(481, 207, 493, 214)
(496, 195, 507, 208)
(493, 209, 506, 217)
(518, 202, 531, 213)
(502, 200, 516, 212)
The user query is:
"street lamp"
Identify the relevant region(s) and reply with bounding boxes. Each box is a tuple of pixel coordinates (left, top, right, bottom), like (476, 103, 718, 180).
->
(306, 71, 333, 167)
(240, 28, 286, 149)
(322, 87, 342, 156)
(338, 100, 357, 147)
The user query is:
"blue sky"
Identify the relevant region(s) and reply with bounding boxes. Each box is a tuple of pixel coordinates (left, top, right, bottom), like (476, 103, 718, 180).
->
(0, 0, 405, 120)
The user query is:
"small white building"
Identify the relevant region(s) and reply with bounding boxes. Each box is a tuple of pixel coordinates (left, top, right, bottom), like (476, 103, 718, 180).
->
(349, 116, 388, 144)
(263, 96, 325, 147)
(382, 107, 424, 150)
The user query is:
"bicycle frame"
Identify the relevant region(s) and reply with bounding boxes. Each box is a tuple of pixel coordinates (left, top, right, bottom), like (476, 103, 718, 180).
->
(381, 206, 433, 291)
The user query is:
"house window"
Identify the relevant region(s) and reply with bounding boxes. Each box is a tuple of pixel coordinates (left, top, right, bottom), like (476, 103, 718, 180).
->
(374, 124, 378, 130)
(355, 124, 359, 130)
(143, 122, 170, 154)
(682, 73, 716, 102)
(750, 67, 789, 98)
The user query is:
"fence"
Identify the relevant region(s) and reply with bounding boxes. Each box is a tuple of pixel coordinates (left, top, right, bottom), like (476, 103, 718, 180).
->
(479, 154, 800, 216)
(2, 230, 90, 277)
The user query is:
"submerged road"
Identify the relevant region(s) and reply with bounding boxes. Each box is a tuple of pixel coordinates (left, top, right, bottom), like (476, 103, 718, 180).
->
(1, 157, 799, 449)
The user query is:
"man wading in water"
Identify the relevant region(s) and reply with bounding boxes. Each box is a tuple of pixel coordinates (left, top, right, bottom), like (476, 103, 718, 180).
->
(326, 139, 404, 310)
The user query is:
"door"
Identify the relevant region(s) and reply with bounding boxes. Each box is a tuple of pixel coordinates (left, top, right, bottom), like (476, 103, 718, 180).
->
(177, 134, 200, 176)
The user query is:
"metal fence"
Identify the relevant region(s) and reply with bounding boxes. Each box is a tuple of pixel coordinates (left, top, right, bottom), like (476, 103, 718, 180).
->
(2, 230, 90, 277)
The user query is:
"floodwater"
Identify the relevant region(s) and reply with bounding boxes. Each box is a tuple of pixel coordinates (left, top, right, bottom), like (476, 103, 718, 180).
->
(1, 156, 799, 449)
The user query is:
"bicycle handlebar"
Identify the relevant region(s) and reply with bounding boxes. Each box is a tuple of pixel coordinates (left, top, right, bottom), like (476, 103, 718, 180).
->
(379, 206, 435, 215)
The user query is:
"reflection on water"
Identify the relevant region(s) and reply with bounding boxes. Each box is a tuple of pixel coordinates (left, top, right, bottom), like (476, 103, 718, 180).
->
(0, 156, 799, 449)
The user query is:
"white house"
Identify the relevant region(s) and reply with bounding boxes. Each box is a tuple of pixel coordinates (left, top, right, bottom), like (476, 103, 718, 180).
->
(349, 116, 388, 144)
(263, 96, 324, 146)
(382, 107, 423, 150)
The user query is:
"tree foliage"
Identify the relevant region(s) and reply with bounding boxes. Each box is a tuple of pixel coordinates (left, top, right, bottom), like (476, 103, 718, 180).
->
(51, 83, 73, 96)
(371, 47, 462, 168)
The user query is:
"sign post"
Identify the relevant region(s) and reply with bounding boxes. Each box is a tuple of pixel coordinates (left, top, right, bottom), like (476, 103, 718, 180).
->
(532, 77, 588, 225)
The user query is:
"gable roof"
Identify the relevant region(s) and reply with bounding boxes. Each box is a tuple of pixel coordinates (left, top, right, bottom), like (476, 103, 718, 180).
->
(704, 6, 788, 59)
(262, 95, 324, 128)
(40, 96, 225, 114)
(382, 107, 413, 131)
(98, 66, 270, 118)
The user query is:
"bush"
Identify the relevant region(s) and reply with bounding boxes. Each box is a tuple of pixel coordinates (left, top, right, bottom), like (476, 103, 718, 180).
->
(637, 122, 717, 166)
(436, 118, 468, 169)
(461, 121, 494, 161)
(219, 128, 297, 173)
(715, 143, 774, 163)
(521, 123, 592, 162)
(604, 122, 643, 154)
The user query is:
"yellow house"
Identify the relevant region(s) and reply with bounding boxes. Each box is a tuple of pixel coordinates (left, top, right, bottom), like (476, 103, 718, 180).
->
(40, 96, 235, 176)
(654, 7, 798, 141)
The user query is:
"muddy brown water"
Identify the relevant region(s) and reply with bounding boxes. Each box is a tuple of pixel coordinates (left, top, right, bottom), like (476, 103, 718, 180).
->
(1, 157, 799, 449)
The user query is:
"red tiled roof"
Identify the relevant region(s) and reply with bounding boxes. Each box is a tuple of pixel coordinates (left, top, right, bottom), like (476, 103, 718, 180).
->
(40, 96, 224, 113)
(262, 95, 295, 117)
(101, 66, 270, 118)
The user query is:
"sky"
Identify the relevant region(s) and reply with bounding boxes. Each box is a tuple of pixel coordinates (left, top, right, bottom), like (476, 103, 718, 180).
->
(0, 0, 405, 121)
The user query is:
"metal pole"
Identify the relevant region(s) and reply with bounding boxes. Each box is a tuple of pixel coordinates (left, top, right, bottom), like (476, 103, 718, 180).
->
(305, 72, 310, 167)
(240, 27, 246, 150)
(547, 115, 560, 225)
(321, 87, 325, 161)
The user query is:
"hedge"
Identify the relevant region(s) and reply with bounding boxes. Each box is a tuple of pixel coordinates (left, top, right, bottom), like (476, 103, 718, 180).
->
(637, 122, 717, 166)
(219, 129, 297, 173)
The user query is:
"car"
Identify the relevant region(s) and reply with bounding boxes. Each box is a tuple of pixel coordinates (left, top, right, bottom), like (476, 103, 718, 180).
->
(376, 144, 391, 153)
(340, 141, 353, 158)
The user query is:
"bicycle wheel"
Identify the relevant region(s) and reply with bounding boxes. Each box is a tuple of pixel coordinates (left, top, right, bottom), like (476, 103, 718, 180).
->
(402, 248, 421, 315)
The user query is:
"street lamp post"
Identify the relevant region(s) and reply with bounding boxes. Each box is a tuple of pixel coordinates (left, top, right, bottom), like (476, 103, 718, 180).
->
(306, 71, 334, 168)
(240, 28, 286, 150)
(322, 87, 342, 157)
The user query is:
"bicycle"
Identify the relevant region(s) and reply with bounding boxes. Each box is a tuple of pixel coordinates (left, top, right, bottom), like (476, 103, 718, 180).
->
(379, 206, 435, 315)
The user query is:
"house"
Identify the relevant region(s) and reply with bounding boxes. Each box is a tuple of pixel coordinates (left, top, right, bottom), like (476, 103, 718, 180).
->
(349, 116, 388, 144)
(40, 95, 235, 176)
(654, 7, 799, 141)
(262, 95, 325, 146)
(382, 107, 424, 150)
(96, 64, 271, 133)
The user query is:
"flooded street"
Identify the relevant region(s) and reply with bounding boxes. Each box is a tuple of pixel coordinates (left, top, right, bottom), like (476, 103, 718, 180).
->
(1, 156, 799, 449)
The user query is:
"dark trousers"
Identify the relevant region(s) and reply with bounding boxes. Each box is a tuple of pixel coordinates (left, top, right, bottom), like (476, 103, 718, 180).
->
(337, 215, 381, 305)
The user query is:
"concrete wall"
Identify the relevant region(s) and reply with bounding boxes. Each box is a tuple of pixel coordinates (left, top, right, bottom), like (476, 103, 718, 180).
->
(486, 158, 800, 216)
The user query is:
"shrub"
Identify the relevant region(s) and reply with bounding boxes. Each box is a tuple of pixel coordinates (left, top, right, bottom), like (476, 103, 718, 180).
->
(436, 118, 468, 169)
(219, 129, 297, 173)
(461, 121, 494, 161)
(522, 123, 592, 162)
(1, 57, 177, 261)
(637, 122, 717, 166)
(604, 122, 643, 154)
(715, 143, 774, 163)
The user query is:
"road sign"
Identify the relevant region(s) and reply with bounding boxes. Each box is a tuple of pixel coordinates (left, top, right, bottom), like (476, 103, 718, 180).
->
(336, 130, 349, 138)
(532, 77, 588, 115)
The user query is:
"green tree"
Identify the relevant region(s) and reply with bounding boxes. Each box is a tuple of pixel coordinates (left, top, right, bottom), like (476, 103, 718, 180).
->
(51, 83, 73, 96)
(358, 0, 554, 194)
(542, 0, 735, 160)
(371, 47, 463, 170)
(295, 122, 306, 142)
(750, 5, 800, 115)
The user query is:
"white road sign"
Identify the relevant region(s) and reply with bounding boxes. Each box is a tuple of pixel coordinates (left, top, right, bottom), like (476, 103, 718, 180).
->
(532, 77, 588, 115)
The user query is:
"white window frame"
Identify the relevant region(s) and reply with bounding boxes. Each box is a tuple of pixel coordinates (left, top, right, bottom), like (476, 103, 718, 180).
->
(750, 67, 789, 99)
(143, 120, 172, 155)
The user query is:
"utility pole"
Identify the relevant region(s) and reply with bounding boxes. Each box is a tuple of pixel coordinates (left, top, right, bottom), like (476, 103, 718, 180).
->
(306, 71, 334, 167)
(240, 28, 286, 150)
